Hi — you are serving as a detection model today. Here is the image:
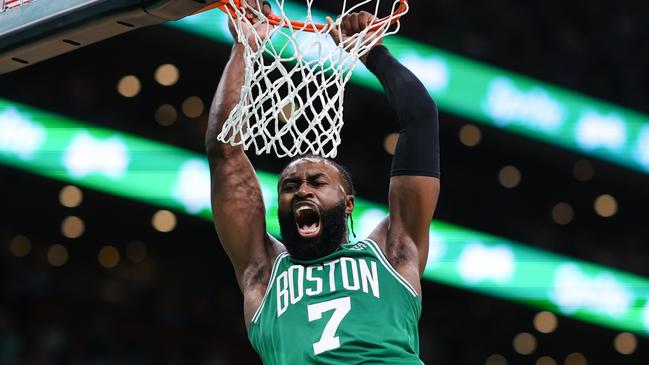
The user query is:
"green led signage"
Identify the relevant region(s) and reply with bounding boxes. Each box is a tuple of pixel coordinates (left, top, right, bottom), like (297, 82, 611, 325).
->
(1, 98, 648, 337)
(169, 5, 649, 176)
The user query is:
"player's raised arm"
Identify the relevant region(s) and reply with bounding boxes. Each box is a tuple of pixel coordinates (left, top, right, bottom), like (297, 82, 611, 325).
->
(205, 2, 281, 295)
(329, 12, 440, 280)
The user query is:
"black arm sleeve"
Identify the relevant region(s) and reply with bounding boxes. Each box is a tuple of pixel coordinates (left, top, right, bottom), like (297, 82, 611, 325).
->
(365, 45, 440, 178)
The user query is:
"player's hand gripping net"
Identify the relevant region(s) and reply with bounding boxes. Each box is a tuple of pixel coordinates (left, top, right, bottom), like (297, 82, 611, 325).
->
(217, 0, 409, 158)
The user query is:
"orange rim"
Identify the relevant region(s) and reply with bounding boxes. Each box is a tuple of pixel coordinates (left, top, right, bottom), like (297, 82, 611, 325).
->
(195, 0, 409, 33)
(194, 1, 241, 18)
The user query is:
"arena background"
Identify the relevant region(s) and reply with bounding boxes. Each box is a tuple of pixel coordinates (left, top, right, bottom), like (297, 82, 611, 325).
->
(1, 1, 648, 364)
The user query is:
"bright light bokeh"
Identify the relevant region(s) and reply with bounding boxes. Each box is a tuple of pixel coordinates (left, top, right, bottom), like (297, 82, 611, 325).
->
(1, 98, 649, 337)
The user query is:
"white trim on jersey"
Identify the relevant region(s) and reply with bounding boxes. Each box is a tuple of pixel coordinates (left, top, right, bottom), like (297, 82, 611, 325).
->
(363, 238, 419, 298)
(251, 252, 289, 324)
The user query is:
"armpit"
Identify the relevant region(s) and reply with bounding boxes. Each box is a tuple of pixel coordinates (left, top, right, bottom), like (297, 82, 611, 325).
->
(243, 260, 272, 290)
(386, 239, 419, 270)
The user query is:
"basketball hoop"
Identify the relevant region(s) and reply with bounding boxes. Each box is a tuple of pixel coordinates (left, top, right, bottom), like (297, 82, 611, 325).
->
(204, 0, 409, 158)
(197, 0, 408, 33)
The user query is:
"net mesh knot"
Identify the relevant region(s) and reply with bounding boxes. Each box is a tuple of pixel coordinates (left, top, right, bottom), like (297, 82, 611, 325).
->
(218, 0, 408, 158)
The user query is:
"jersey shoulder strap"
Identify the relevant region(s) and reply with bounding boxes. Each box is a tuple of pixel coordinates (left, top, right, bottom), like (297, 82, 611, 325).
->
(361, 238, 419, 298)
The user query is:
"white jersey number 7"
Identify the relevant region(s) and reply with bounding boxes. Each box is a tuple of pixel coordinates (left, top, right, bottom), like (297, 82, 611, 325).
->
(307, 296, 352, 355)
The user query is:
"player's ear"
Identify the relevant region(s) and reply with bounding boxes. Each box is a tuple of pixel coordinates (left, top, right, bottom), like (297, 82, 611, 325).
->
(346, 196, 356, 239)
(345, 195, 354, 215)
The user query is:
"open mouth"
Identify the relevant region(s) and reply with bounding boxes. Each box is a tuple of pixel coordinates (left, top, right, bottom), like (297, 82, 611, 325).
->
(294, 203, 321, 238)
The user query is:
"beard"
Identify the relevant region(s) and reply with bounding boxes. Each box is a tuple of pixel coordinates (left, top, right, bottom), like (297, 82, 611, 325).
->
(278, 200, 348, 261)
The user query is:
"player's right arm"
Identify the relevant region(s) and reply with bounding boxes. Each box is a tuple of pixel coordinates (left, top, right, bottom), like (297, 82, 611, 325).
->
(204, 2, 282, 316)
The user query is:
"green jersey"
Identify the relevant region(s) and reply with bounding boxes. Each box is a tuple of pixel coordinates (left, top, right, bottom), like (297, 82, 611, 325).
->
(248, 238, 424, 364)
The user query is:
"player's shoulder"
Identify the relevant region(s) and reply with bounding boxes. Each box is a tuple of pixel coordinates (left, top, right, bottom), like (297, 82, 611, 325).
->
(243, 239, 288, 327)
(364, 235, 422, 296)
(246, 234, 286, 282)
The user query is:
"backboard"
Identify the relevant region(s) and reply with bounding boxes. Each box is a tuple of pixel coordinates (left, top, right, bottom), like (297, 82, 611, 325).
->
(0, 0, 223, 74)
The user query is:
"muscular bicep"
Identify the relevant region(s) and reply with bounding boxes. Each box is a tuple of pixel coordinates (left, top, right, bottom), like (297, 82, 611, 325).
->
(387, 175, 440, 273)
(208, 150, 279, 291)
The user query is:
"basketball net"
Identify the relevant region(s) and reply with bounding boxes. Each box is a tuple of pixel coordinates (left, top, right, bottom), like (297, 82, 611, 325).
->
(216, 0, 409, 158)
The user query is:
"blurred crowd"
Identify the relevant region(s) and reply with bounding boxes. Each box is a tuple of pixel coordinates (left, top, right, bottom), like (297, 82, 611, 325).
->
(0, 225, 255, 365)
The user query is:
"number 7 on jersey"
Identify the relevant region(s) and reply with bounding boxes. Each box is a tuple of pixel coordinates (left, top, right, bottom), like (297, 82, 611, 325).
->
(307, 297, 351, 355)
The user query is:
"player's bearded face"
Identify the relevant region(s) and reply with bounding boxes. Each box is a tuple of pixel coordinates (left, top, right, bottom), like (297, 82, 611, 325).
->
(278, 199, 347, 261)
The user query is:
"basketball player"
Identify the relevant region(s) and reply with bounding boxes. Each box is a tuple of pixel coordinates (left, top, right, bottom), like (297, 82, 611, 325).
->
(204, 2, 440, 363)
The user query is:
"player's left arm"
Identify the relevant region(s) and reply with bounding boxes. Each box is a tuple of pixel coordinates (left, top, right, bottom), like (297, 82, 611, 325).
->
(366, 44, 441, 280)
(328, 12, 440, 286)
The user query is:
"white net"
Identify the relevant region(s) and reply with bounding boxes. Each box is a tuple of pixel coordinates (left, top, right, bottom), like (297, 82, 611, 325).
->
(217, 0, 409, 158)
